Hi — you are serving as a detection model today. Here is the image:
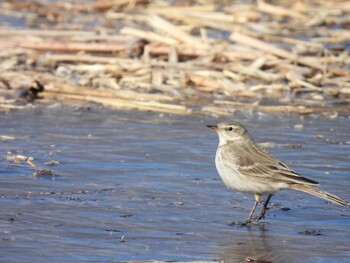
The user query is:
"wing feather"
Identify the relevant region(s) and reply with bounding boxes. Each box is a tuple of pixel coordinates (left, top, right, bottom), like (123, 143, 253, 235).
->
(237, 144, 318, 185)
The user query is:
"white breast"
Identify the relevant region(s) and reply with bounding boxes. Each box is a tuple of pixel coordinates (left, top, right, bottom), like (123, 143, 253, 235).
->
(214, 146, 279, 194)
(215, 146, 241, 190)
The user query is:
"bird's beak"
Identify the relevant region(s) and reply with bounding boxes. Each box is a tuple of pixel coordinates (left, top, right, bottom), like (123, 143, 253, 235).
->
(207, 125, 219, 131)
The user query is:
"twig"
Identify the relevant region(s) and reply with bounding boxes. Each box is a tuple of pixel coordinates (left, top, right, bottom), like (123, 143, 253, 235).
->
(0, 40, 139, 53)
(257, 0, 309, 21)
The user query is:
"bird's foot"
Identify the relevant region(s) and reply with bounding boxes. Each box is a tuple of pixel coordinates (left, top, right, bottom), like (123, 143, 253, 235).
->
(229, 220, 251, 226)
(255, 207, 270, 221)
(229, 220, 267, 227)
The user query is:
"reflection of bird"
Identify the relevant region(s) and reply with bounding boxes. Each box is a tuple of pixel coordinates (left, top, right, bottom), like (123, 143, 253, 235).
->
(218, 226, 276, 263)
(207, 121, 349, 225)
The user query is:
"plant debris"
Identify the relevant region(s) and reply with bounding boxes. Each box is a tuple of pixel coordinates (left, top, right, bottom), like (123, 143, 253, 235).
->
(33, 168, 58, 177)
(245, 257, 273, 263)
(298, 229, 323, 236)
(4, 154, 59, 177)
(0, 0, 349, 116)
(5, 154, 36, 167)
(44, 160, 60, 165)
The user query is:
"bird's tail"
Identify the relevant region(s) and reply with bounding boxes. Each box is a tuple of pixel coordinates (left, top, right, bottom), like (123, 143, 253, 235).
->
(290, 184, 349, 207)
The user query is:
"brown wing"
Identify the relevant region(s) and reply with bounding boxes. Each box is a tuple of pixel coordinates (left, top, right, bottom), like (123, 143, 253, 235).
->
(237, 144, 319, 185)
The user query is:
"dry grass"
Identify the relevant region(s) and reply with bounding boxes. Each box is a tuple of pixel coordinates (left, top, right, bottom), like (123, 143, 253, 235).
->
(0, 0, 349, 116)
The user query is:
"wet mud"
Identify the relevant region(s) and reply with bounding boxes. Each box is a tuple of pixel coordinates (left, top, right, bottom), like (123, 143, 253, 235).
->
(0, 106, 349, 262)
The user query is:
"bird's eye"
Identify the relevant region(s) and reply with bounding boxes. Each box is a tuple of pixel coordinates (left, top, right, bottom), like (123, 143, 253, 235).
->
(228, 127, 233, 131)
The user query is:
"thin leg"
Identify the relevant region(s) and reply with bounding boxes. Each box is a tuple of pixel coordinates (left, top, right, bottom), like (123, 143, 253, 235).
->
(247, 194, 262, 222)
(230, 200, 258, 226)
(255, 194, 273, 221)
(247, 200, 259, 222)
(230, 195, 261, 226)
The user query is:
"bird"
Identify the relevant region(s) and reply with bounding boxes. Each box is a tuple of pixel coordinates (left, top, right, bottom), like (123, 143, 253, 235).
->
(207, 121, 349, 225)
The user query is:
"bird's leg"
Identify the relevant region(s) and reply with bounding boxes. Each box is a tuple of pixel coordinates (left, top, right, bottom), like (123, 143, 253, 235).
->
(255, 194, 273, 221)
(230, 195, 263, 226)
(243, 194, 261, 224)
(247, 200, 259, 222)
(230, 200, 258, 226)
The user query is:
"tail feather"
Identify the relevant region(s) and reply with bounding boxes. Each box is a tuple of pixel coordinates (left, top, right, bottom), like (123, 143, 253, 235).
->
(290, 184, 349, 207)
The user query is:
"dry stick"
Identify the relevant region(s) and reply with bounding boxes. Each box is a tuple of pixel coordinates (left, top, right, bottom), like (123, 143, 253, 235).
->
(0, 40, 135, 53)
(147, 43, 208, 57)
(223, 5, 260, 22)
(145, 5, 239, 31)
(157, 12, 242, 32)
(201, 106, 233, 116)
(46, 54, 214, 72)
(45, 83, 173, 102)
(43, 92, 191, 115)
(178, 11, 237, 23)
(188, 73, 235, 92)
(227, 64, 281, 81)
(74, 0, 147, 12)
(1, 39, 263, 62)
(146, 42, 277, 61)
(147, 14, 206, 49)
(0, 102, 28, 110)
(3, 2, 61, 22)
(145, 5, 216, 13)
(146, 6, 238, 25)
(262, 35, 323, 48)
(0, 28, 108, 38)
(214, 100, 314, 114)
(120, 27, 178, 45)
(257, 0, 309, 21)
(46, 54, 141, 65)
(0, 28, 133, 42)
(0, 28, 91, 37)
(230, 32, 349, 76)
(230, 32, 320, 68)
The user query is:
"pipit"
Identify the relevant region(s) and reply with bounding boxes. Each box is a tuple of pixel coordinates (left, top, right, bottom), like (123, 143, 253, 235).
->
(207, 121, 349, 225)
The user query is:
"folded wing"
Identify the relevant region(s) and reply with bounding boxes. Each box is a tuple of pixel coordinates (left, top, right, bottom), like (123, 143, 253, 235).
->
(238, 144, 319, 185)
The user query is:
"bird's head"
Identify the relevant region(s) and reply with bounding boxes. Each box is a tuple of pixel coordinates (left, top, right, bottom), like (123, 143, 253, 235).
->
(207, 121, 251, 145)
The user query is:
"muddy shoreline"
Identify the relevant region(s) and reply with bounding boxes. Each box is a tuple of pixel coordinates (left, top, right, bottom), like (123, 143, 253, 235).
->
(1, 107, 349, 262)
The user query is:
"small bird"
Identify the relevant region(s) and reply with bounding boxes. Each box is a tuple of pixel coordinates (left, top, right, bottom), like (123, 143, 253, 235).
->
(207, 121, 349, 225)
